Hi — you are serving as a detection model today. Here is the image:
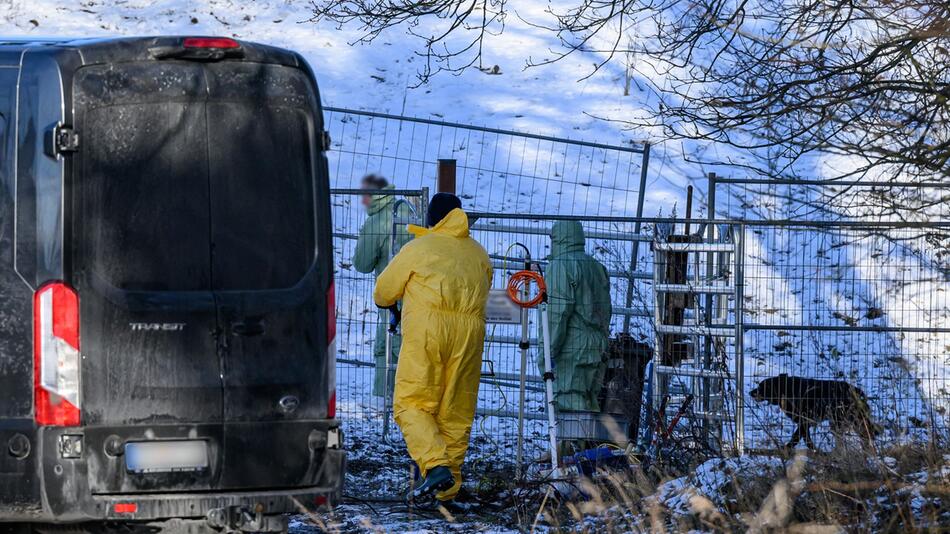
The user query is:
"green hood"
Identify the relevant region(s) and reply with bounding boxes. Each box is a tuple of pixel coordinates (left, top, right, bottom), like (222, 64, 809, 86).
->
(550, 220, 586, 257)
(366, 184, 396, 215)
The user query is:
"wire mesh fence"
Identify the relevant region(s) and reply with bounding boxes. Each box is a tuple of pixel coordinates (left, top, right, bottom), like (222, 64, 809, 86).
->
(739, 221, 950, 452)
(704, 172, 950, 451)
(324, 107, 651, 217)
(708, 174, 950, 221)
(469, 214, 659, 464)
(332, 201, 667, 474)
(334, 204, 950, 457)
(325, 107, 656, 496)
(331, 188, 427, 443)
(325, 107, 950, 496)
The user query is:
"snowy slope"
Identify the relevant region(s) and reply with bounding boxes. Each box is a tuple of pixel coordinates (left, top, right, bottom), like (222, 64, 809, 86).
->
(0, 0, 701, 211)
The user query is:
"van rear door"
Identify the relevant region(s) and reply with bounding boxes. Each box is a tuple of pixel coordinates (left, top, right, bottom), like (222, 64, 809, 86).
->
(205, 64, 330, 489)
(74, 59, 330, 492)
(75, 63, 222, 428)
(205, 83, 323, 423)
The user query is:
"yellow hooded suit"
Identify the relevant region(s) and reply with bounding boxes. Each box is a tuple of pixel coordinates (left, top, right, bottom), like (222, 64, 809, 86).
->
(373, 207, 492, 500)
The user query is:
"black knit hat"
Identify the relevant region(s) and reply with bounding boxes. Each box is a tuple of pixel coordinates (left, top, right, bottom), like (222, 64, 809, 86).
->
(427, 193, 462, 227)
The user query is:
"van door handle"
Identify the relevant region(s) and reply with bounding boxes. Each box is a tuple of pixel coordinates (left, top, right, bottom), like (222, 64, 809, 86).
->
(231, 319, 265, 337)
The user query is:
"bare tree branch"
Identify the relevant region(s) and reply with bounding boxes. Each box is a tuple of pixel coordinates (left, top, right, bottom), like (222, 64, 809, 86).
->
(309, 0, 950, 215)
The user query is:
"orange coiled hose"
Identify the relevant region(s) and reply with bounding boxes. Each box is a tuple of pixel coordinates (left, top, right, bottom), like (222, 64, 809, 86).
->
(506, 270, 546, 309)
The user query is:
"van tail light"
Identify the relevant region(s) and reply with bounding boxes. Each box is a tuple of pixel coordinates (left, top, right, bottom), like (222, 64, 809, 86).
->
(33, 282, 81, 427)
(326, 280, 337, 419)
(183, 37, 240, 49)
(150, 37, 244, 60)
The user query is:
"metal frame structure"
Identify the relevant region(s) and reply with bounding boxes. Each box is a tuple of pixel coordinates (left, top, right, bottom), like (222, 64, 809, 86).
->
(333, 186, 950, 467)
(328, 110, 950, 488)
(458, 212, 744, 453)
(651, 223, 745, 454)
(324, 107, 651, 158)
(707, 171, 950, 451)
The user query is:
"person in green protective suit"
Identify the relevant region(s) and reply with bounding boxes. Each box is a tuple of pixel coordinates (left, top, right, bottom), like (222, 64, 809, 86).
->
(352, 174, 412, 397)
(540, 220, 613, 412)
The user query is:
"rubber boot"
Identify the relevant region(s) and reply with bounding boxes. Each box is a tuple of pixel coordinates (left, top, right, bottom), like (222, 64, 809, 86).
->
(408, 466, 455, 501)
(407, 462, 436, 509)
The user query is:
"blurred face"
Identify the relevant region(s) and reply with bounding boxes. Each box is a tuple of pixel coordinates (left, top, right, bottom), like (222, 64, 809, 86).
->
(361, 176, 385, 208)
(360, 179, 374, 208)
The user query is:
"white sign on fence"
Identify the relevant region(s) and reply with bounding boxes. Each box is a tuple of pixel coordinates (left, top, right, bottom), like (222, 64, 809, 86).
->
(485, 289, 523, 324)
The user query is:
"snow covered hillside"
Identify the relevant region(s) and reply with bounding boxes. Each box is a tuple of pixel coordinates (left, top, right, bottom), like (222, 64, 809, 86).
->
(0, 0, 700, 210)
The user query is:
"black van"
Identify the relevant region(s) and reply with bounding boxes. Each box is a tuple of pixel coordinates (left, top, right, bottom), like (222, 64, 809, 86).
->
(0, 37, 343, 532)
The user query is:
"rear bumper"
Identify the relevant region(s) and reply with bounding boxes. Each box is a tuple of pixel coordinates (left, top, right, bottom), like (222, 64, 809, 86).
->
(24, 421, 345, 523)
(92, 469, 345, 520)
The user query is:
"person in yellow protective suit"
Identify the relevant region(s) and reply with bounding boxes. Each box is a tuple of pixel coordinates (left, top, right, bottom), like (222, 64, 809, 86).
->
(373, 193, 492, 508)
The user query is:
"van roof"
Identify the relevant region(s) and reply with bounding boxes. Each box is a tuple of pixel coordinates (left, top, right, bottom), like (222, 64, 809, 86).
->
(0, 36, 303, 67)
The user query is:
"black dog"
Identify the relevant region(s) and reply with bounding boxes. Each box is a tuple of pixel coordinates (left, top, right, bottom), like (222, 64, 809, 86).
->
(750, 374, 881, 449)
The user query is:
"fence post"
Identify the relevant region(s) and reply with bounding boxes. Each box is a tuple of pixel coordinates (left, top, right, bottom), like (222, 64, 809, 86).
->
(734, 223, 745, 455)
(516, 253, 531, 478)
(437, 159, 457, 194)
(623, 142, 651, 333)
(421, 187, 430, 224)
(703, 172, 717, 449)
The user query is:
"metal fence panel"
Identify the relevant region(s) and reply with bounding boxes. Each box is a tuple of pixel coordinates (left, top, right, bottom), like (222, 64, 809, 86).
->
(470, 214, 658, 463)
(333, 206, 664, 481)
(739, 222, 950, 451)
(332, 188, 427, 443)
(325, 107, 650, 217)
(708, 173, 950, 221)
(334, 199, 950, 496)
(326, 107, 950, 494)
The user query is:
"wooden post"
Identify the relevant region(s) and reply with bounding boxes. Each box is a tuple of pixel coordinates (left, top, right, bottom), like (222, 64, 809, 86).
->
(437, 159, 457, 194)
(684, 185, 694, 236)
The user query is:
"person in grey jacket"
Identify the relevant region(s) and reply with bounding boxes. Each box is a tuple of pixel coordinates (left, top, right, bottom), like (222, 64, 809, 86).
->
(353, 174, 412, 397)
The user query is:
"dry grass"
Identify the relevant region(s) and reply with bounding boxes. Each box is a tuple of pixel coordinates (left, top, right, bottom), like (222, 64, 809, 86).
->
(307, 435, 950, 532)
(521, 440, 950, 533)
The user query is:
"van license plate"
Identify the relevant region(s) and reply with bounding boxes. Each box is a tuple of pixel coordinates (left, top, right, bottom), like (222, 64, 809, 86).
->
(125, 440, 209, 473)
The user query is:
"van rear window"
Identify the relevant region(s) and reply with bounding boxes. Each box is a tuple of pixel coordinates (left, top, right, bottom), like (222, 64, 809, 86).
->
(207, 102, 315, 291)
(82, 101, 212, 291)
(76, 63, 317, 292)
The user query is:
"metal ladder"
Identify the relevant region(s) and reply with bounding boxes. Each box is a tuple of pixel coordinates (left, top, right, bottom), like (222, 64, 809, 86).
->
(651, 223, 744, 455)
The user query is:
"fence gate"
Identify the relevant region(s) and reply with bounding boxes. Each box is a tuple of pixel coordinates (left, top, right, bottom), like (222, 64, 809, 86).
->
(651, 223, 744, 455)
(331, 187, 428, 443)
